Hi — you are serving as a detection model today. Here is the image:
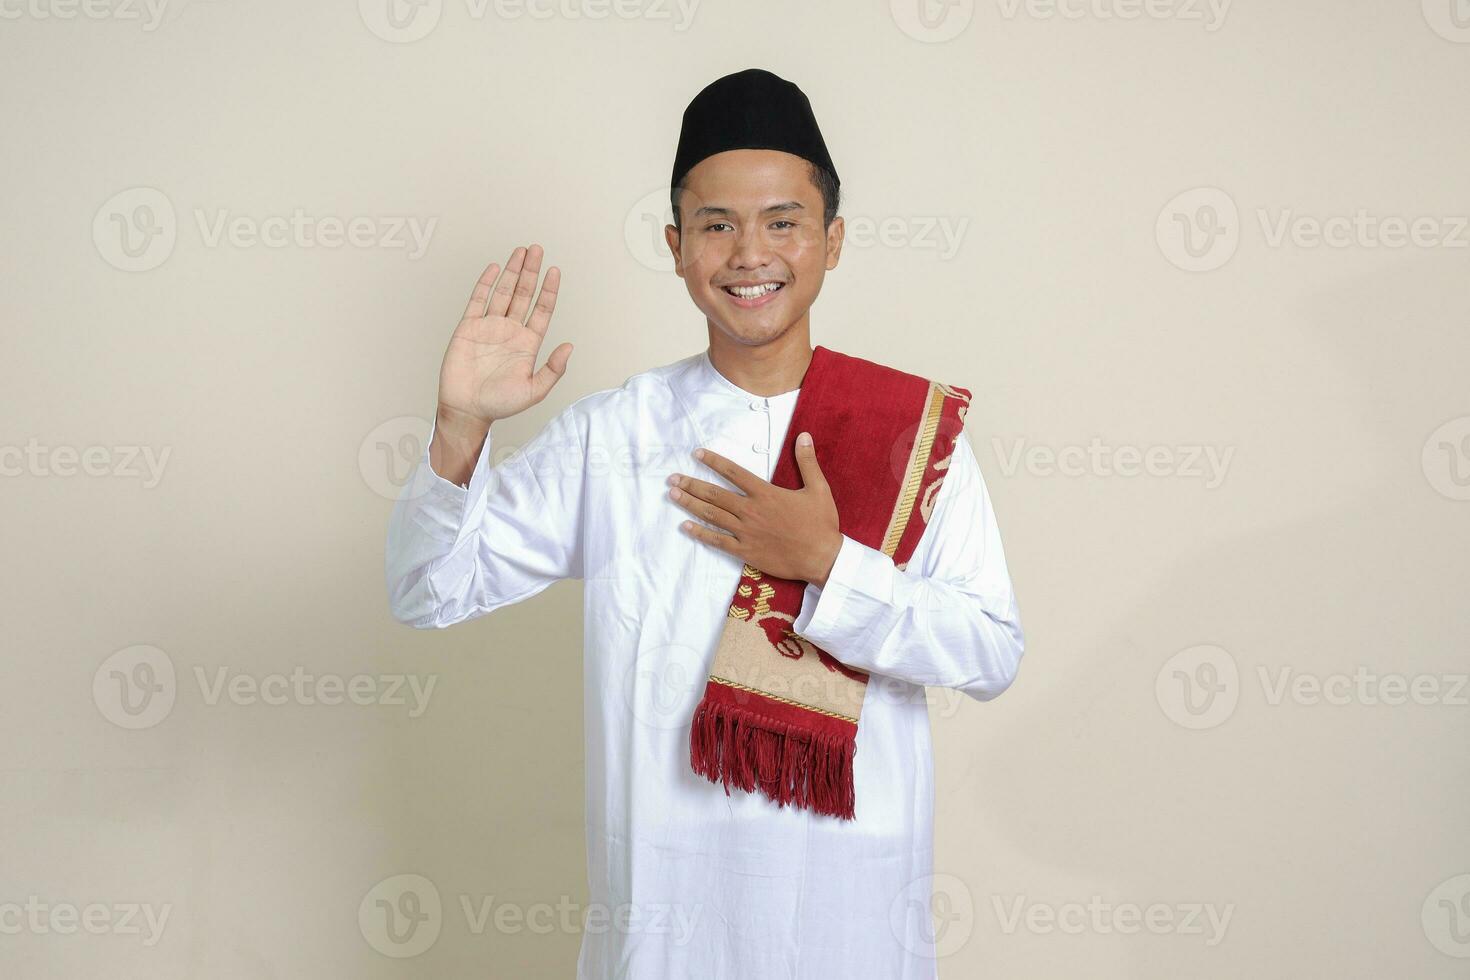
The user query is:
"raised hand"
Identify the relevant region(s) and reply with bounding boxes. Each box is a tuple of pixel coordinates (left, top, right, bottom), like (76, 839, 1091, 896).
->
(437, 243, 571, 427)
(429, 244, 571, 485)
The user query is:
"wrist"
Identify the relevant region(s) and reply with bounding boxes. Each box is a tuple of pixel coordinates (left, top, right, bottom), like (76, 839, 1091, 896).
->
(808, 530, 843, 588)
(435, 403, 492, 441)
(428, 404, 492, 487)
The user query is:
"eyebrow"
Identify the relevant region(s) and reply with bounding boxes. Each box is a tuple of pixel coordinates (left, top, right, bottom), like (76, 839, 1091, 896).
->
(692, 201, 806, 218)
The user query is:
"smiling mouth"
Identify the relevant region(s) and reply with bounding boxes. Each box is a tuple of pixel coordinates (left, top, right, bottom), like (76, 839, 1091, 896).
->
(721, 282, 785, 299)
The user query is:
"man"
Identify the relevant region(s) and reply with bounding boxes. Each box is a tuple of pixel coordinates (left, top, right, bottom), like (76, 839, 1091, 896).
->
(385, 68, 1024, 979)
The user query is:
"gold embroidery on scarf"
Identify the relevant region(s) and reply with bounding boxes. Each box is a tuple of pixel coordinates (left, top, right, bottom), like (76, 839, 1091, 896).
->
(936, 380, 971, 404)
(881, 383, 947, 557)
(920, 452, 951, 524)
(728, 565, 775, 618)
(751, 582, 774, 616)
(707, 674, 860, 723)
(917, 394, 968, 524)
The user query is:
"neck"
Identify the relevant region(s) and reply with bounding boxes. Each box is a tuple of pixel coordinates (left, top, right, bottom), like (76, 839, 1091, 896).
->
(705, 318, 813, 397)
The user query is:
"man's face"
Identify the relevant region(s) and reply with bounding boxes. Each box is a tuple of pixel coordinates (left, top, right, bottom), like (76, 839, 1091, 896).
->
(665, 149, 843, 348)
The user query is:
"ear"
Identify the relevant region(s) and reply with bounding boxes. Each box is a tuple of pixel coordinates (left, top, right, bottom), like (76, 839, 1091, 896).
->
(664, 223, 684, 278)
(825, 215, 844, 270)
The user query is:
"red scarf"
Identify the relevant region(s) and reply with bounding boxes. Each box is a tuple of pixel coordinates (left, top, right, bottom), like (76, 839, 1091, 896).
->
(689, 345, 971, 820)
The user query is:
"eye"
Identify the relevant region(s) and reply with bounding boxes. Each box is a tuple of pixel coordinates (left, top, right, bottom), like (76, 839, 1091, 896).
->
(704, 222, 732, 232)
(771, 220, 796, 229)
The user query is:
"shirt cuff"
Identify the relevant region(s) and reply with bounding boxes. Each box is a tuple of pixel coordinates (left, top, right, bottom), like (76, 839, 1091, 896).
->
(400, 414, 500, 547)
(792, 533, 899, 647)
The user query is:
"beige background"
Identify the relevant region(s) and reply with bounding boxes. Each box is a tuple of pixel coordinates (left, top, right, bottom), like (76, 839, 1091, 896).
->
(3, 0, 1468, 976)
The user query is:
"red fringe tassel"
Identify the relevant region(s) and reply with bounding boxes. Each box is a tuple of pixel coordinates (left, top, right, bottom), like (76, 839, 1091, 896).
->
(690, 698, 856, 821)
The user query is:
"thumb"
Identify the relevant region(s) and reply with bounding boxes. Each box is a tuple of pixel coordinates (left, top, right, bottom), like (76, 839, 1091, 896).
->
(530, 342, 573, 401)
(794, 431, 827, 491)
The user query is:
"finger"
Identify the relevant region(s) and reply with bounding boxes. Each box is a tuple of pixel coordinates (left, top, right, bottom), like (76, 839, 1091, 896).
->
(525, 265, 560, 337)
(507, 243, 544, 324)
(529, 342, 573, 402)
(793, 432, 828, 491)
(679, 518, 741, 556)
(668, 473, 748, 518)
(462, 259, 502, 320)
(486, 245, 527, 318)
(669, 484, 742, 532)
(694, 448, 759, 495)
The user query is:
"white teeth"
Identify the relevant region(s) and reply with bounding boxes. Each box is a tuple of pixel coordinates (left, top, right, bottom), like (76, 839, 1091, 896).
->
(724, 283, 782, 299)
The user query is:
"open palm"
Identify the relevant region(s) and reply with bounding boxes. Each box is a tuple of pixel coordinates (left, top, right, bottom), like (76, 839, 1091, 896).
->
(438, 243, 572, 425)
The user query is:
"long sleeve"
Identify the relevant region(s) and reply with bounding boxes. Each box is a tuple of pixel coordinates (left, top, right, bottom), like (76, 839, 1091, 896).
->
(790, 431, 1025, 701)
(384, 404, 586, 629)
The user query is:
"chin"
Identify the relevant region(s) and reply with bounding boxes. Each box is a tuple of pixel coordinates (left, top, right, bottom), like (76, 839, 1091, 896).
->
(718, 321, 791, 347)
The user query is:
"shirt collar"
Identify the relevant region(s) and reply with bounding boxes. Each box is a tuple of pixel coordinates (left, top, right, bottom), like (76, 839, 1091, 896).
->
(695, 348, 802, 403)
(662, 348, 803, 450)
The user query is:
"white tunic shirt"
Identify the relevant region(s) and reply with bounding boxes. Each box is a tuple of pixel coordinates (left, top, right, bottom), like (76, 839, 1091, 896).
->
(385, 347, 1025, 980)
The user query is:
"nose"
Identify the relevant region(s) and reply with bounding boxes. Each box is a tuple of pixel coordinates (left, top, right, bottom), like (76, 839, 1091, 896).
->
(728, 222, 774, 271)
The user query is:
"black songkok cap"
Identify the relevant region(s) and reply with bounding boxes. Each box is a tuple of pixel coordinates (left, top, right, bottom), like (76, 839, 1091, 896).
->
(670, 68, 840, 192)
